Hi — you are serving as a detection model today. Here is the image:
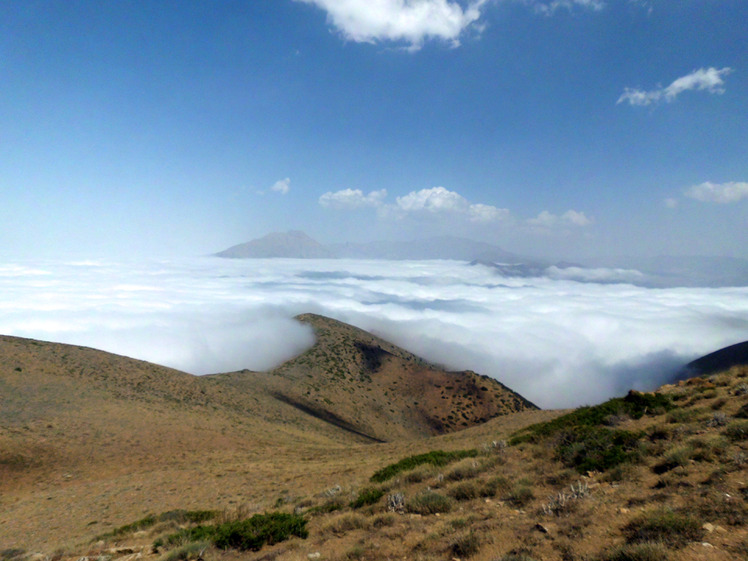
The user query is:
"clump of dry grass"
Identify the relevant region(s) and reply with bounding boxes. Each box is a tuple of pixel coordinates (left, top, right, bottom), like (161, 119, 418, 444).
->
(322, 513, 368, 536)
(405, 490, 453, 515)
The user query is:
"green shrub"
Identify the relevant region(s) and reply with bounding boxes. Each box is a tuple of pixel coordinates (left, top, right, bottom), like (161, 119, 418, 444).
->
(405, 490, 453, 514)
(164, 512, 307, 552)
(350, 487, 384, 509)
(511, 392, 671, 445)
(623, 508, 702, 548)
(555, 427, 641, 473)
(370, 449, 479, 483)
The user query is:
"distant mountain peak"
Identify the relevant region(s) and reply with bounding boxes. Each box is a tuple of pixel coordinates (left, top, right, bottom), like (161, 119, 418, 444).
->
(215, 230, 334, 259)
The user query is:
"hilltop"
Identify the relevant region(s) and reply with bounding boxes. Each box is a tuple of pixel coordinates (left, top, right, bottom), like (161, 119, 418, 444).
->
(216, 314, 536, 442)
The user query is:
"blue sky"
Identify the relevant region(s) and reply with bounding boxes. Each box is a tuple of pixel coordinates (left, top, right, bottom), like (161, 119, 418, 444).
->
(1, 0, 746, 260)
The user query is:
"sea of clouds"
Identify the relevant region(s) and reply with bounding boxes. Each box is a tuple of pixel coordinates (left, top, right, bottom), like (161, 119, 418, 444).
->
(2, 257, 747, 408)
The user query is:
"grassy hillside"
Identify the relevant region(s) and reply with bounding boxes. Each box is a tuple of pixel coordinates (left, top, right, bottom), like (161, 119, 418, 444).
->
(0, 314, 537, 551)
(32, 365, 746, 561)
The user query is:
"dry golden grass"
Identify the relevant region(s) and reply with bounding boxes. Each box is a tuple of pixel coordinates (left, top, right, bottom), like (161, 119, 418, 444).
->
(2, 324, 748, 561)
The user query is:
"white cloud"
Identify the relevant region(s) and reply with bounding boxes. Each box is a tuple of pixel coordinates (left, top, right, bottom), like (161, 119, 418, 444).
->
(664, 198, 679, 209)
(617, 67, 733, 106)
(271, 178, 291, 195)
(319, 188, 388, 209)
(2, 257, 747, 409)
(528, 209, 592, 228)
(394, 186, 509, 222)
(468, 203, 511, 223)
(396, 186, 468, 213)
(532, 0, 605, 15)
(686, 181, 748, 204)
(296, 0, 488, 49)
(320, 185, 509, 223)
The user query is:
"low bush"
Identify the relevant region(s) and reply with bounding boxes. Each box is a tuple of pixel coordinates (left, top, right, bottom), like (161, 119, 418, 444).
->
(350, 487, 384, 509)
(724, 421, 748, 441)
(447, 481, 482, 501)
(482, 475, 511, 497)
(594, 542, 669, 561)
(161, 541, 209, 561)
(511, 392, 671, 445)
(622, 508, 702, 548)
(506, 484, 535, 507)
(163, 512, 307, 552)
(652, 446, 692, 474)
(370, 449, 479, 483)
(405, 490, 453, 514)
(322, 513, 368, 535)
(555, 427, 641, 473)
(450, 532, 481, 558)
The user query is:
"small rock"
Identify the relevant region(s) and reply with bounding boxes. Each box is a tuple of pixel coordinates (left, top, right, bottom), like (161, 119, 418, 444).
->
(484, 498, 492, 503)
(702, 523, 715, 533)
(716, 525, 727, 533)
(307, 553, 321, 560)
(701, 542, 714, 548)
(618, 508, 630, 514)
(535, 523, 549, 534)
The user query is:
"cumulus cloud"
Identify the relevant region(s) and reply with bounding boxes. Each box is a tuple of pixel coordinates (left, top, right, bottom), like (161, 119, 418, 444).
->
(528, 209, 592, 228)
(617, 67, 733, 106)
(297, 0, 488, 49)
(271, 178, 291, 195)
(685, 181, 748, 204)
(394, 186, 509, 222)
(2, 258, 747, 409)
(319, 188, 388, 209)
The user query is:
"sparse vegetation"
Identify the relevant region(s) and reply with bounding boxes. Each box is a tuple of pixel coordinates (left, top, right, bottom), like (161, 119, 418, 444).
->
(622, 508, 703, 548)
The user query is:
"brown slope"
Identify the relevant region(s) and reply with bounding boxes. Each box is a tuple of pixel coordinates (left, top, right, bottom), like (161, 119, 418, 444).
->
(217, 313, 537, 442)
(0, 334, 379, 484)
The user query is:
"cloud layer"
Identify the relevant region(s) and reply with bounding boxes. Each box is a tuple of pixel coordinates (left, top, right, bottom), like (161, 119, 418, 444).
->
(618, 67, 733, 106)
(2, 258, 747, 409)
(297, 0, 488, 49)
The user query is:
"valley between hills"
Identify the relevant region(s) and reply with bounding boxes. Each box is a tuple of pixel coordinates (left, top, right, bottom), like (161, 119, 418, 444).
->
(2, 314, 748, 561)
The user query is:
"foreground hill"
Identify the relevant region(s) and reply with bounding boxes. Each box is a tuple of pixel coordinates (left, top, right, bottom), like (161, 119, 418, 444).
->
(9, 357, 748, 561)
(0, 314, 535, 550)
(215, 314, 536, 442)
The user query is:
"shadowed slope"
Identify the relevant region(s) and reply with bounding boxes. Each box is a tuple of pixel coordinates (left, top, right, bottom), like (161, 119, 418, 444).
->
(676, 340, 748, 379)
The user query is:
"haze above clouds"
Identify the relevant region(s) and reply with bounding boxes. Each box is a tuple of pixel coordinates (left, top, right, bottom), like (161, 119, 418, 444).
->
(2, 258, 747, 408)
